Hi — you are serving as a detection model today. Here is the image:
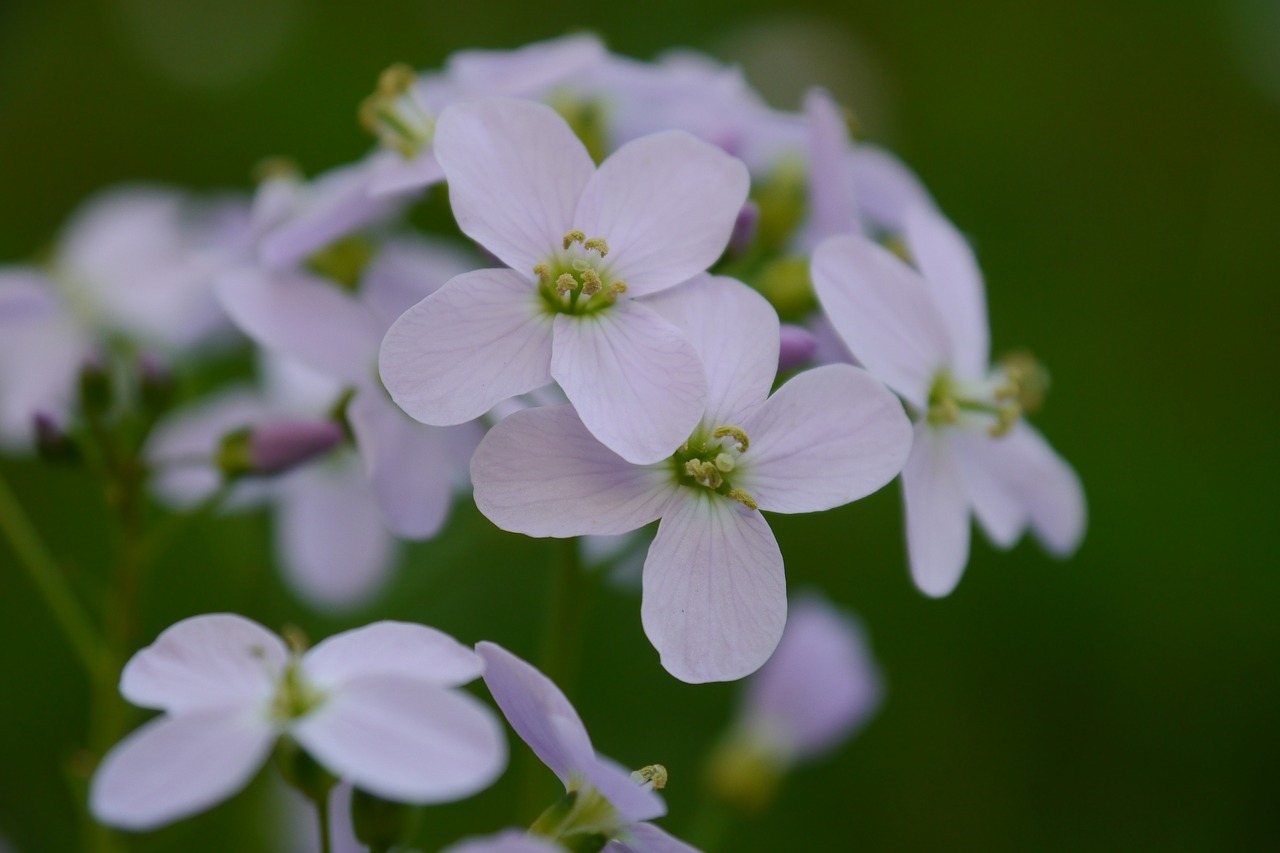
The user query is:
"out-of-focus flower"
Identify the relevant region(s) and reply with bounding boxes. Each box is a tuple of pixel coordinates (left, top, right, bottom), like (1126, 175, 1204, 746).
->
(381, 98, 749, 465)
(705, 595, 882, 811)
(91, 615, 506, 831)
(812, 206, 1086, 596)
(477, 642, 699, 853)
(471, 275, 911, 682)
(442, 830, 566, 853)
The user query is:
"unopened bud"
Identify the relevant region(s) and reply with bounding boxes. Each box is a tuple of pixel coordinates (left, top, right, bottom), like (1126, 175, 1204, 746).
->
(777, 324, 818, 373)
(136, 353, 174, 414)
(78, 357, 111, 417)
(217, 420, 344, 478)
(728, 200, 760, 258)
(33, 412, 78, 464)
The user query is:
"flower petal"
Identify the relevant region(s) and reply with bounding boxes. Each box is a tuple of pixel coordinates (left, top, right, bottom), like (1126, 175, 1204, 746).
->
(576, 751, 665, 824)
(347, 390, 453, 539)
(551, 300, 707, 465)
(950, 430, 1029, 549)
(361, 235, 477, 328)
(442, 830, 567, 853)
(737, 365, 912, 514)
(293, 675, 506, 803)
(90, 709, 275, 831)
(120, 614, 287, 714)
(379, 268, 554, 426)
(803, 88, 859, 244)
(217, 266, 380, 386)
(608, 821, 701, 853)
(434, 98, 595, 272)
(472, 404, 676, 537)
(905, 206, 990, 379)
(303, 621, 481, 690)
(574, 131, 749, 296)
(811, 234, 953, 408)
(641, 493, 786, 683)
(847, 144, 935, 235)
(275, 458, 398, 610)
(642, 274, 778, 426)
(366, 150, 446, 197)
(1003, 423, 1087, 557)
(901, 424, 970, 597)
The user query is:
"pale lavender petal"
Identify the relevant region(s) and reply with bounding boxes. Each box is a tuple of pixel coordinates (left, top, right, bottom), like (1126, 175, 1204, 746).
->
(642, 493, 786, 683)
(217, 266, 380, 386)
(641, 274, 777, 427)
(434, 99, 595, 273)
(848, 144, 936, 235)
(446, 33, 606, 96)
(744, 595, 882, 761)
(303, 621, 480, 690)
(0, 310, 85, 449)
(901, 424, 970, 597)
(442, 830, 565, 853)
(293, 675, 506, 803)
(576, 751, 665, 824)
(476, 642, 593, 785)
(361, 236, 477, 328)
(0, 267, 56, 323)
(120, 613, 287, 714)
(608, 821, 701, 853)
(574, 132, 750, 296)
(367, 150, 446, 197)
(347, 390, 452, 539)
(249, 420, 345, 475)
(811, 234, 953, 408)
(379, 268, 554, 426)
(951, 430, 1028, 548)
(472, 405, 675, 538)
(90, 709, 275, 830)
(737, 365, 912, 515)
(807, 311, 857, 367)
(777, 324, 818, 373)
(803, 88, 859, 244)
(275, 458, 398, 610)
(551, 301, 707, 465)
(905, 206, 990, 379)
(1002, 423, 1087, 557)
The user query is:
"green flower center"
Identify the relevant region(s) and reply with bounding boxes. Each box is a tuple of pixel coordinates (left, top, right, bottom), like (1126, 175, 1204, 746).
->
(535, 230, 628, 316)
(671, 425, 758, 510)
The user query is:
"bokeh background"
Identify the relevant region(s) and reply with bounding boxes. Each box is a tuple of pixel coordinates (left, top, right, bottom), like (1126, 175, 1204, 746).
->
(2, 0, 1278, 850)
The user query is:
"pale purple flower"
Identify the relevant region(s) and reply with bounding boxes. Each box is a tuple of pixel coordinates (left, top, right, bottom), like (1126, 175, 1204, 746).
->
(91, 615, 506, 831)
(777, 323, 819, 372)
(380, 98, 750, 464)
(477, 642, 699, 853)
(442, 831, 566, 853)
(471, 275, 912, 682)
(812, 206, 1086, 597)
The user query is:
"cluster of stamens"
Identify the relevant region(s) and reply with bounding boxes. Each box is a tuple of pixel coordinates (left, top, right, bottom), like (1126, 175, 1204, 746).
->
(928, 352, 1050, 437)
(674, 426, 758, 510)
(534, 230, 628, 313)
(359, 63, 435, 157)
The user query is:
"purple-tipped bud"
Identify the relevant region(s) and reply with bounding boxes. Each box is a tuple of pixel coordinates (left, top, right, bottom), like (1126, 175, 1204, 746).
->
(777, 324, 818, 373)
(78, 356, 111, 416)
(217, 420, 344, 478)
(33, 411, 79, 464)
(729, 200, 761, 258)
(136, 352, 174, 413)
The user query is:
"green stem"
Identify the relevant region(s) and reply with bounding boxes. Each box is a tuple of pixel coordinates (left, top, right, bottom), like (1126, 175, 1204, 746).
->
(687, 797, 734, 853)
(0, 470, 107, 678)
(316, 793, 333, 853)
(540, 537, 588, 697)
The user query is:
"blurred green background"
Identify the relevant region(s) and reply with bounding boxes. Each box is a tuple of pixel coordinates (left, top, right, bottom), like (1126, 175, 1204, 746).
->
(2, 0, 1278, 850)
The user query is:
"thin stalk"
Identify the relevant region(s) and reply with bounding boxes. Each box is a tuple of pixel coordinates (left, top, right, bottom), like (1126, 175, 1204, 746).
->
(540, 537, 588, 697)
(316, 794, 333, 853)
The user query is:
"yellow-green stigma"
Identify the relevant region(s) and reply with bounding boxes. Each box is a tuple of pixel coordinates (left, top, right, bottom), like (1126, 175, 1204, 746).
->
(927, 352, 1050, 437)
(673, 427, 758, 509)
(359, 63, 434, 158)
(536, 230, 627, 315)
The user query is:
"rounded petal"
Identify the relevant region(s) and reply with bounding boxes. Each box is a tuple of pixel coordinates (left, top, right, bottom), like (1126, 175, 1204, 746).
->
(608, 821, 701, 853)
(901, 424, 971, 597)
(275, 459, 398, 610)
(951, 430, 1029, 549)
(434, 98, 594, 272)
(574, 131, 750, 296)
(847, 144, 936, 235)
(379, 268, 554, 426)
(641, 274, 778, 426)
(577, 751, 665, 824)
(472, 405, 676, 537)
(293, 675, 506, 804)
(367, 150, 446, 197)
(361, 235, 477, 328)
(1003, 423, 1087, 557)
(217, 266, 380, 386)
(348, 390, 453, 539)
(551, 301, 708, 465)
(90, 709, 275, 831)
(905, 206, 990, 378)
(120, 614, 287, 714)
(641, 493, 786, 683)
(303, 621, 482, 690)
(803, 88, 859, 244)
(446, 33, 606, 96)
(443, 830, 566, 853)
(737, 365, 912, 515)
(811, 234, 953, 408)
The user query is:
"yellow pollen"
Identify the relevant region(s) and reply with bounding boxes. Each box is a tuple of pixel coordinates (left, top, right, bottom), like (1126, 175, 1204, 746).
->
(533, 262, 552, 284)
(610, 281, 628, 295)
(581, 268, 603, 296)
(988, 403, 1022, 438)
(252, 156, 301, 184)
(685, 459, 723, 489)
(631, 765, 668, 791)
(727, 488, 759, 511)
(583, 237, 609, 256)
(555, 273, 577, 295)
(563, 229, 586, 249)
(712, 425, 750, 452)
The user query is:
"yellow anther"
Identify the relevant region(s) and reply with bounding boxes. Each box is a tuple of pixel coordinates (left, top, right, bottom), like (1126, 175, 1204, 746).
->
(563, 229, 586, 249)
(359, 63, 432, 157)
(630, 765, 668, 791)
(581, 268, 603, 296)
(988, 403, 1022, 438)
(555, 273, 577, 295)
(253, 156, 301, 184)
(714, 452, 736, 473)
(685, 459, 722, 489)
(727, 488, 759, 511)
(583, 237, 609, 256)
(375, 63, 416, 97)
(610, 281, 628, 295)
(930, 397, 959, 426)
(281, 624, 310, 655)
(996, 351, 1050, 415)
(712, 425, 750, 452)
(533, 262, 552, 284)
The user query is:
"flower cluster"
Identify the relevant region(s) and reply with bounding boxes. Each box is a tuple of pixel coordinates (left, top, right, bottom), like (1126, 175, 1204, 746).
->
(0, 31, 1086, 850)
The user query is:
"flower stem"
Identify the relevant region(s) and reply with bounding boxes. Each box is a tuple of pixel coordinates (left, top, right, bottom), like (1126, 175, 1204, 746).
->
(540, 537, 588, 698)
(316, 793, 333, 853)
(0, 470, 107, 679)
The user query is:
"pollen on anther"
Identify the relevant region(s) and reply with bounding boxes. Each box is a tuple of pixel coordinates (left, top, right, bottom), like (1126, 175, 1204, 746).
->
(610, 281, 628, 295)
(583, 237, 609, 256)
(727, 488, 759, 511)
(563, 229, 586, 249)
(581, 268, 603, 296)
(712, 425, 750, 452)
(533, 262, 551, 284)
(555, 273, 577, 295)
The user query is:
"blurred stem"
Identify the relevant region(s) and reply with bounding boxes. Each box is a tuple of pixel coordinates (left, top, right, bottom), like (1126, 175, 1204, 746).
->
(316, 794, 333, 853)
(688, 797, 734, 853)
(541, 537, 588, 698)
(0, 470, 107, 679)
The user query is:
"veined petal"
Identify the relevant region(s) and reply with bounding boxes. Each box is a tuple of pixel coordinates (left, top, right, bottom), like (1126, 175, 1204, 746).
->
(737, 365, 912, 515)
(303, 621, 481, 690)
(292, 675, 506, 803)
(121, 614, 287, 714)
(608, 821, 701, 853)
(905, 206, 990, 379)
(275, 458, 397, 610)
(811, 234, 954, 408)
(472, 404, 675, 538)
(574, 131, 749, 296)
(642, 493, 786, 683)
(379, 268, 554, 426)
(642, 274, 778, 426)
(803, 88, 859, 244)
(434, 99, 594, 272)
(217, 266, 380, 386)
(476, 642, 593, 785)
(901, 424, 970, 597)
(348, 390, 452, 539)
(1002, 423, 1087, 557)
(551, 301, 707, 465)
(90, 709, 275, 830)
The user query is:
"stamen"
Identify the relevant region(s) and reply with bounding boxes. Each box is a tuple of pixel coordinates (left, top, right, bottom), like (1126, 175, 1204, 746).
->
(988, 403, 1022, 438)
(580, 268, 602, 296)
(712, 425, 750, 452)
(555, 273, 577, 295)
(610, 282, 628, 295)
(534, 262, 552, 285)
(563, 229, 586, 249)
(685, 459, 723, 489)
(583, 237, 609, 256)
(727, 488, 759, 511)
(630, 765, 668, 791)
